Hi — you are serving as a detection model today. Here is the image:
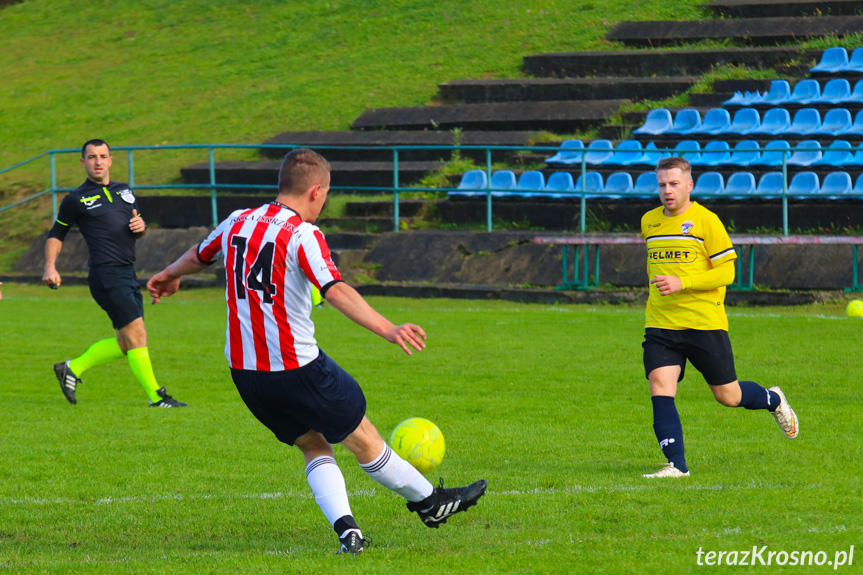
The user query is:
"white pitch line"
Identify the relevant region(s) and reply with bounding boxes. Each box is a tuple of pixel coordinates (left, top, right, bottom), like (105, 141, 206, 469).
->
(0, 482, 822, 508)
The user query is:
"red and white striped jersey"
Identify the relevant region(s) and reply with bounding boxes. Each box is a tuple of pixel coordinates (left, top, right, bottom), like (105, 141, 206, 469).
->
(197, 202, 342, 371)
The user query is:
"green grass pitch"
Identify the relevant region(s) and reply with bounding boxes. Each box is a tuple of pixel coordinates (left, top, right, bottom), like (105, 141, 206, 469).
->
(0, 284, 860, 573)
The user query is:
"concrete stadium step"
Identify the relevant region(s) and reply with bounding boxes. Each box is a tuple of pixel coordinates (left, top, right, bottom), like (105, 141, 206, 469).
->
(523, 47, 801, 78)
(438, 77, 695, 104)
(344, 199, 429, 218)
(180, 160, 443, 192)
(324, 232, 378, 251)
(705, 0, 863, 18)
(350, 100, 628, 133)
(317, 217, 393, 233)
(606, 16, 863, 47)
(259, 130, 537, 162)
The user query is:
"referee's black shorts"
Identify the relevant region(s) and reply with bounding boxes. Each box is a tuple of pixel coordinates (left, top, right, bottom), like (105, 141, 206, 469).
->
(642, 327, 737, 386)
(88, 265, 144, 330)
(231, 349, 367, 446)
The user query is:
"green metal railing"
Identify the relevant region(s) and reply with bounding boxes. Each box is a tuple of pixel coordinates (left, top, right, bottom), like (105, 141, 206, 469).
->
(0, 142, 857, 235)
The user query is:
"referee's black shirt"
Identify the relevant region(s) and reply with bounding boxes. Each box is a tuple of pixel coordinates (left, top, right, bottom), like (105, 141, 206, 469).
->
(48, 179, 141, 268)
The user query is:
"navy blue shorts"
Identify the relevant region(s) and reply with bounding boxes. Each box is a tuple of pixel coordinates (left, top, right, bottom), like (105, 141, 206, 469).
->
(88, 265, 144, 330)
(642, 328, 737, 386)
(230, 349, 367, 446)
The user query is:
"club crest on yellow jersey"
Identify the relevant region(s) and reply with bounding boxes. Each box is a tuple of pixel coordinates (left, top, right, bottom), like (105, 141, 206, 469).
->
(681, 221, 694, 235)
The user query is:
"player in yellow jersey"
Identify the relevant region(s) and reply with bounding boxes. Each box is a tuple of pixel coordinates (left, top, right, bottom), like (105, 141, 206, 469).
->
(640, 157, 799, 478)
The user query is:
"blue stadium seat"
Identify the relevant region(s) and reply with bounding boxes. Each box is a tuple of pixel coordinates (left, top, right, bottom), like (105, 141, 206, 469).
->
(633, 171, 658, 198)
(693, 172, 725, 196)
(820, 171, 853, 198)
(490, 170, 517, 197)
(847, 145, 863, 166)
(759, 80, 792, 106)
(755, 172, 785, 197)
(450, 169, 488, 197)
(691, 140, 731, 166)
(574, 172, 604, 196)
(546, 139, 585, 165)
(754, 140, 792, 167)
(726, 108, 761, 135)
(787, 139, 823, 166)
(673, 140, 701, 162)
(815, 108, 853, 136)
(787, 171, 820, 199)
(845, 110, 863, 137)
(853, 174, 863, 195)
(786, 80, 821, 105)
(810, 47, 849, 74)
(849, 80, 863, 104)
(636, 142, 671, 165)
(816, 79, 852, 104)
(725, 172, 757, 198)
(585, 139, 614, 165)
(814, 140, 854, 166)
(722, 91, 762, 107)
(784, 108, 821, 135)
(751, 107, 791, 135)
(516, 170, 546, 193)
(633, 109, 673, 135)
(692, 108, 731, 135)
(845, 47, 863, 74)
(728, 140, 761, 166)
(544, 171, 576, 198)
(604, 140, 644, 165)
(604, 172, 635, 198)
(667, 109, 702, 134)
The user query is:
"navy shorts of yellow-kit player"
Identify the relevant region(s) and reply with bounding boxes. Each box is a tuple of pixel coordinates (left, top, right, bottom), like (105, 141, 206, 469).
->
(88, 265, 144, 330)
(642, 327, 737, 385)
(230, 349, 367, 446)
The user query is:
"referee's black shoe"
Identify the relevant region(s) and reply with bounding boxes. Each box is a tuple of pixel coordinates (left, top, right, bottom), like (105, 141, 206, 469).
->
(148, 387, 188, 408)
(53, 361, 81, 405)
(407, 479, 487, 528)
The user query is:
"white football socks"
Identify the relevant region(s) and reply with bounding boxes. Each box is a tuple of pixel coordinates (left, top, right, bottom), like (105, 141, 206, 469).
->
(305, 456, 354, 527)
(359, 444, 434, 502)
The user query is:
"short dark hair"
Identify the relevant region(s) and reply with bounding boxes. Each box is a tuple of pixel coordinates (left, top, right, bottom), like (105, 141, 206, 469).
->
(81, 139, 110, 158)
(278, 148, 331, 195)
(656, 156, 691, 175)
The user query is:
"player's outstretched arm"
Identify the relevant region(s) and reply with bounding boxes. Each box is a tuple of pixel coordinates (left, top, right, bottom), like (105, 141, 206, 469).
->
(324, 281, 426, 355)
(147, 244, 210, 304)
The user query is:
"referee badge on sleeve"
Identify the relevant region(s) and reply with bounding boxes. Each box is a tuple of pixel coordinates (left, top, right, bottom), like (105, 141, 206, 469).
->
(118, 189, 136, 204)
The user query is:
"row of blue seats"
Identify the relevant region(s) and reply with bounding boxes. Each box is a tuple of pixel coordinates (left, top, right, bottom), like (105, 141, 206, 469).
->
(634, 107, 863, 137)
(450, 169, 863, 199)
(810, 47, 863, 74)
(723, 79, 863, 107)
(546, 138, 863, 167)
(691, 171, 863, 199)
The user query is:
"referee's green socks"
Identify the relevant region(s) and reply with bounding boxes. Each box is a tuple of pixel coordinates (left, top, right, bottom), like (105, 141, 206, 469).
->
(68, 338, 124, 375)
(127, 347, 163, 403)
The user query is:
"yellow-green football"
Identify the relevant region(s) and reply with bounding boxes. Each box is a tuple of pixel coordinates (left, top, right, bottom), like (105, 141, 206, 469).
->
(847, 299, 863, 318)
(389, 417, 445, 474)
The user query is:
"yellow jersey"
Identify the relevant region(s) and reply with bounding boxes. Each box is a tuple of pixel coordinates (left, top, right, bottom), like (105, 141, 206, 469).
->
(641, 202, 737, 331)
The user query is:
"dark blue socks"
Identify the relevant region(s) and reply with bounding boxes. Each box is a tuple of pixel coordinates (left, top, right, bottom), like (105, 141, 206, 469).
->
(737, 380, 780, 412)
(651, 395, 687, 473)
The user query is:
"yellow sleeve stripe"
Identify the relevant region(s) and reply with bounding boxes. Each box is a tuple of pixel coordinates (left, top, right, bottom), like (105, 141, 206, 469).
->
(56, 220, 69, 226)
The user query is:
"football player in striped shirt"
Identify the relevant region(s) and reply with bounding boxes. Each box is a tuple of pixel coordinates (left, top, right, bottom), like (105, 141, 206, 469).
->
(640, 157, 798, 479)
(147, 149, 486, 554)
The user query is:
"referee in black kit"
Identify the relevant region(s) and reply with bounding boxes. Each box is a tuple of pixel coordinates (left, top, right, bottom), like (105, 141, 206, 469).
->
(42, 139, 186, 408)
